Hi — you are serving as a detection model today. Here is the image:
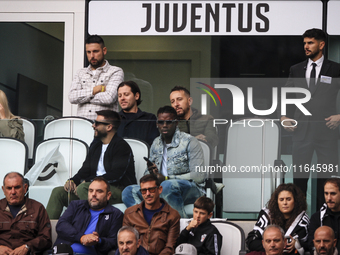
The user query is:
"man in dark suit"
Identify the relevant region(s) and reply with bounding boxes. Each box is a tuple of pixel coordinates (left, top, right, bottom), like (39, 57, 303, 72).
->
(280, 28, 340, 207)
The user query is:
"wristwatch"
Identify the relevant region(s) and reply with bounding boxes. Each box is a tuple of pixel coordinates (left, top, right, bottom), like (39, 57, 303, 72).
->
(25, 244, 30, 251)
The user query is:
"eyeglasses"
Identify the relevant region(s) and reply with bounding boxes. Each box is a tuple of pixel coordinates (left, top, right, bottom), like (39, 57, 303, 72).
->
(140, 186, 159, 195)
(156, 120, 177, 125)
(94, 120, 112, 126)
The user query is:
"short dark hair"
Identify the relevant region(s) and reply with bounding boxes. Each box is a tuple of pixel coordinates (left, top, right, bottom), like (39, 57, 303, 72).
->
(157, 106, 178, 119)
(85, 35, 105, 48)
(325, 178, 340, 192)
(95, 110, 121, 131)
(91, 176, 110, 193)
(117, 81, 142, 106)
(3, 172, 25, 186)
(170, 86, 190, 97)
(303, 28, 327, 42)
(140, 174, 161, 186)
(194, 196, 214, 214)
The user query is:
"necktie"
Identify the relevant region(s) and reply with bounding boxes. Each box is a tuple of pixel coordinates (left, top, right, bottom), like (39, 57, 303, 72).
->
(310, 62, 317, 92)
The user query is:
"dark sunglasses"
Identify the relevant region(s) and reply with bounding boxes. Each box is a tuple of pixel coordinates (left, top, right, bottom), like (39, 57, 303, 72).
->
(94, 120, 112, 126)
(140, 186, 159, 195)
(156, 120, 177, 125)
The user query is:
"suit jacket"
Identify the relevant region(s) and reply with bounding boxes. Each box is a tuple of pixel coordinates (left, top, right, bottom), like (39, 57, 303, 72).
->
(285, 58, 340, 141)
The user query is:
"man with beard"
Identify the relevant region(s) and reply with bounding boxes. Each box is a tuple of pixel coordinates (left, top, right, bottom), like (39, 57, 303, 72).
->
(309, 178, 340, 252)
(122, 106, 205, 218)
(123, 174, 180, 255)
(262, 225, 286, 255)
(170, 86, 218, 148)
(69, 35, 124, 120)
(280, 28, 340, 206)
(313, 226, 338, 255)
(55, 177, 124, 255)
(46, 110, 136, 219)
(117, 81, 159, 146)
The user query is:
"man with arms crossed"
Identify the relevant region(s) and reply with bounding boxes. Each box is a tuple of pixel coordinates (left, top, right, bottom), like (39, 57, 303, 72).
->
(0, 172, 51, 255)
(123, 174, 180, 255)
(69, 35, 124, 120)
(55, 177, 123, 255)
(46, 110, 136, 219)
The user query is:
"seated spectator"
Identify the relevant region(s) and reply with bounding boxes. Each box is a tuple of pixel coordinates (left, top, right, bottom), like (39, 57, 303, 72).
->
(308, 178, 340, 252)
(174, 244, 197, 255)
(55, 177, 123, 255)
(0, 172, 51, 254)
(169, 86, 218, 148)
(122, 105, 205, 218)
(246, 183, 309, 255)
(313, 226, 337, 255)
(0, 90, 24, 141)
(176, 196, 222, 255)
(262, 225, 286, 255)
(123, 174, 180, 255)
(115, 226, 149, 255)
(46, 110, 136, 219)
(117, 80, 159, 146)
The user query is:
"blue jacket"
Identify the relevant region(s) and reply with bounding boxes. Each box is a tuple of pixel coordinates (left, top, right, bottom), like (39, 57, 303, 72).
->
(114, 245, 149, 255)
(55, 200, 123, 255)
(117, 108, 159, 146)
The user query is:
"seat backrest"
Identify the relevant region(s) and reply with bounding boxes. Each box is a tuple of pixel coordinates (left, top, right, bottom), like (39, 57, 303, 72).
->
(0, 137, 28, 198)
(43, 117, 93, 146)
(212, 221, 246, 255)
(22, 118, 36, 159)
(198, 140, 211, 166)
(33, 138, 88, 184)
(223, 119, 282, 213)
(124, 138, 149, 184)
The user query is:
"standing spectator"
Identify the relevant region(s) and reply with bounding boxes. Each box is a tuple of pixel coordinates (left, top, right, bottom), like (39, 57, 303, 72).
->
(69, 35, 124, 120)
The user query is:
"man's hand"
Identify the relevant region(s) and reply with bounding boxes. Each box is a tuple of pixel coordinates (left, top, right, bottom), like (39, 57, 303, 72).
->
(0, 245, 13, 255)
(80, 232, 100, 246)
(195, 134, 207, 143)
(325, 115, 340, 129)
(8, 245, 29, 255)
(280, 116, 297, 132)
(147, 163, 159, 174)
(63, 180, 76, 193)
(0, 103, 5, 119)
(93, 85, 105, 95)
(186, 219, 198, 231)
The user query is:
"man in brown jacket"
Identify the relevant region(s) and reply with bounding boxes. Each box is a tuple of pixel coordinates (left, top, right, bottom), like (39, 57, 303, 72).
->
(123, 174, 180, 255)
(0, 172, 52, 255)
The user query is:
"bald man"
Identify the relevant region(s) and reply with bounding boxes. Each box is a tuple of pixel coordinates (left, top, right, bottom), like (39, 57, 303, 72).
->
(313, 226, 338, 255)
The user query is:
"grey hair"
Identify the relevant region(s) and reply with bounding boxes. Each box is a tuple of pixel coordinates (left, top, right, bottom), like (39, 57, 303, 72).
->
(118, 226, 139, 243)
(3, 172, 25, 186)
(263, 225, 285, 240)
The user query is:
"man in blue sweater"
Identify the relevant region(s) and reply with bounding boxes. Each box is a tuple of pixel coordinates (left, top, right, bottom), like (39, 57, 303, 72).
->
(55, 177, 123, 255)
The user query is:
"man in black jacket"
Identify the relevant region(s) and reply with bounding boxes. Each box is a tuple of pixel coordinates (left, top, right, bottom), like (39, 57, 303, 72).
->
(308, 178, 340, 253)
(176, 196, 222, 255)
(46, 110, 136, 219)
(55, 177, 124, 255)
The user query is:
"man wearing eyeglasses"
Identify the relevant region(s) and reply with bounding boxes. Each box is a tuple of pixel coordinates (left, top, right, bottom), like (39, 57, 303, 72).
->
(46, 110, 136, 219)
(123, 174, 180, 255)
(122, 105, 205, 218)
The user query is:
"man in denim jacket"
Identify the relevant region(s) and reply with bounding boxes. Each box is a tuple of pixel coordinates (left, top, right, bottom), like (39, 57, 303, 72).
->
(122, 106, 205, 218)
